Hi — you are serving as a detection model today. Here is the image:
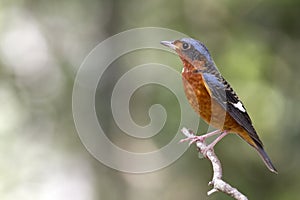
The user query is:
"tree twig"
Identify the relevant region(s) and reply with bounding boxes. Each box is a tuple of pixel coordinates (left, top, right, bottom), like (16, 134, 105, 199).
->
(181, 127, 248, 200)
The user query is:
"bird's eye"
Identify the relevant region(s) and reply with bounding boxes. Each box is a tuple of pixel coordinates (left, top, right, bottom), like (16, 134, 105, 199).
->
(182, 42, 190, 50)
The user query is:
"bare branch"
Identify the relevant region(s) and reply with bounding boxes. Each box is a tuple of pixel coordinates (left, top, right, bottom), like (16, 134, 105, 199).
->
(181, 127, 248, 200)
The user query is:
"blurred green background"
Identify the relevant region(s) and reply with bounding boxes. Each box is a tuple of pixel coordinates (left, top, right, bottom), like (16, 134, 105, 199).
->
(1, 0, 300, 199)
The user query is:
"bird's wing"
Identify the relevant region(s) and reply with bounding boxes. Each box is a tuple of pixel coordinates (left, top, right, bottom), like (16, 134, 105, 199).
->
(202, 72, 263, 147)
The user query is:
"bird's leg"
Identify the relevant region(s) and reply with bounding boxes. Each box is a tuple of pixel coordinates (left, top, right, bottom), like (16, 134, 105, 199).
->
(201, 131, 228, 156)
(180, 129, 222, 146)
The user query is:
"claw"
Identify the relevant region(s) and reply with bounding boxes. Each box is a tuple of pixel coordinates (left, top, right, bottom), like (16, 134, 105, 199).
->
(179, 137, 192, 143)
(179, 135, 205, 146)
(201, 145, 214, 157)
(180, 129, 223, 145)
(201, 131, 229, 156)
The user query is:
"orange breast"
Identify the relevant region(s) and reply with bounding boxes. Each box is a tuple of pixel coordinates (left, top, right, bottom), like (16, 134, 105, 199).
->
(182, 71, 245, 134)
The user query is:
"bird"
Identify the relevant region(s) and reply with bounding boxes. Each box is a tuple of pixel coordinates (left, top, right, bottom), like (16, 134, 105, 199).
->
(161, 38, 277, 173)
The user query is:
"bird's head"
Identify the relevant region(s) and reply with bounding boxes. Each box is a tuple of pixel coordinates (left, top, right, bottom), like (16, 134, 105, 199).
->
(161, 38, 214, 71)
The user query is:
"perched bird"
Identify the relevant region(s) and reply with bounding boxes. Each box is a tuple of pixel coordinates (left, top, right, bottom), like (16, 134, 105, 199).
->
(161, 38, 277, 173)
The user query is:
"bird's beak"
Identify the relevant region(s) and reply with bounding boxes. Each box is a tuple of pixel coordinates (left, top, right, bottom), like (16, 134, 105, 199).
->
(160, 40, 178, 51)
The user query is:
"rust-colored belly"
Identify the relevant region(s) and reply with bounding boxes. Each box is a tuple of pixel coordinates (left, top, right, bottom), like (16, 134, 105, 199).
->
(182, 72, 244, 133)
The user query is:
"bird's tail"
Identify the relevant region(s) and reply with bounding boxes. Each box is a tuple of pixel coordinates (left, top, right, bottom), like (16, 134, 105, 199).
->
(238, 130, 278, 173)
(255, 145, 278, 174)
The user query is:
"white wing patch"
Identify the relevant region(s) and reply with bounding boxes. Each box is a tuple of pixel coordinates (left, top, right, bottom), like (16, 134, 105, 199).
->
(181, 67, 185, 73)
(232, 101, 246, 112)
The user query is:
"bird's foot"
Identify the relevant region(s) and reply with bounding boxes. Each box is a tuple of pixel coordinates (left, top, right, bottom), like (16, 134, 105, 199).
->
(200, 131, 229, 157)
(179, 135, 205, 146)
(179, 129, 223, 146)
(200, 143, 215, 157)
